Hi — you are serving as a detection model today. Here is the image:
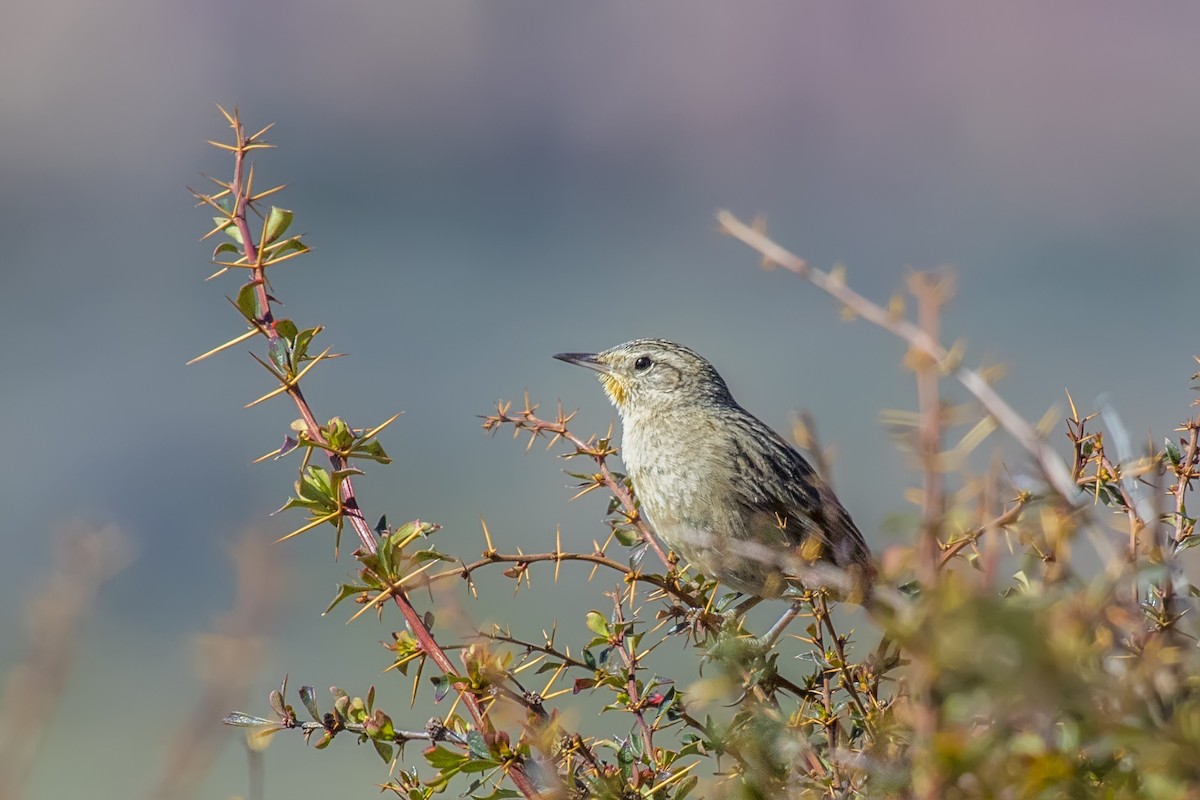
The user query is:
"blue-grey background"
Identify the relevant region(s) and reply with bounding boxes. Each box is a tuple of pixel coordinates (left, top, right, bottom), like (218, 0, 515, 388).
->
(2, 3, 1199, 797)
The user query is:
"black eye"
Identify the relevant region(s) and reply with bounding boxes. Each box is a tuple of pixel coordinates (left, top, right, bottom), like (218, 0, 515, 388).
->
(634, 356, 652, 371)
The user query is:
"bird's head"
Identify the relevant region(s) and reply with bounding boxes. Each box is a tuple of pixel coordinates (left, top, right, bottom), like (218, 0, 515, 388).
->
(554, 338, 734, 415)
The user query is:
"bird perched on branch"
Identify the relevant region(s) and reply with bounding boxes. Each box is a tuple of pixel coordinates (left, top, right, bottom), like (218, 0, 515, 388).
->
(554, 338, 874, 605)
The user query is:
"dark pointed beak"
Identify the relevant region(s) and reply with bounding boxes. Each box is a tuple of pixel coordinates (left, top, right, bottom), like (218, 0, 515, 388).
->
(553, 352, 610, 373)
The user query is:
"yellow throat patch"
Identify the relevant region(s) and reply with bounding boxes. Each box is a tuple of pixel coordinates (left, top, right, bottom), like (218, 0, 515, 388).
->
(601, 373, 627, 409)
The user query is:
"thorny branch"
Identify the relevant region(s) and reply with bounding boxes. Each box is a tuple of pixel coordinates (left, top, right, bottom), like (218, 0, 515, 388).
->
(432, 548, 705, 609)
(195, 108, 542, 798)
(482, 396, 674, 567)
(718, 210, 1082, 508)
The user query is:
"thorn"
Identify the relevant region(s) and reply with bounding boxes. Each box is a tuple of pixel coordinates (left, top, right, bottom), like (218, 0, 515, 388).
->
(554, 526, 563, 584)
(362, 411, 404, 440)
(1065, 388, 1079, 423)
(480, 516, 496, 556)
(245, 382, 290, 408)
(187, 327, 259, 365)
(245, 162, 256, 203)
(248, 122, 276, 142)
(248, 183, 287, 203)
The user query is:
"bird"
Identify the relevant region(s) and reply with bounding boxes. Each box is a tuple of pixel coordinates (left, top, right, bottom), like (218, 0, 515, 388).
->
(554, 338, 874, 605)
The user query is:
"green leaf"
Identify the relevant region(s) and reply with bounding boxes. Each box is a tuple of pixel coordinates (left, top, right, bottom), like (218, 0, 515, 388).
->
(266, 236, 309, 258)
(275, 318, 298, 342)
(424, 745, 466, 770)
(293, 327, 318, 362)
(466, 730, 490, 759)
(1175, 535, 1200, 553)
(586, 610, 610, 637)
(213, 241, 240, 259)
(412, 550, 454, 564)
(236, 283, 259, 322)
(268, 337, 289, 373)
(263, 206, 294, 244)
(373, 740, 394, 763)
(367, 709, 394, 738)
(613, 527, 640, 547)
(326, 417, 353, 449)
(324, 582, 371, 615)
(474, 788, 521, 800)
(354, 438, 391, 464)
(298, 685, 320, 720)
(212, 217, 244, 244)
(330, 466, 365, 483)
(332, 692, 350, 719)
(673, 775, 699, 799)
(295, 466, 337, 512)
(1166, 438, 1183, 466)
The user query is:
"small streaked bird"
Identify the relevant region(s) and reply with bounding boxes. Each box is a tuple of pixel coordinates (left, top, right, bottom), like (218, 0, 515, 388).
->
(554, 338, 874, 603)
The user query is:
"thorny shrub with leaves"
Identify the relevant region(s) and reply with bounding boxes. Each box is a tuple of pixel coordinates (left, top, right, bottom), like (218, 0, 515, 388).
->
(196, 109, 1200, 799)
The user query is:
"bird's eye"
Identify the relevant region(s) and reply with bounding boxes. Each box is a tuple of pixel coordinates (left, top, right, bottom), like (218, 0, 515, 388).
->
(634, 356, 652, 371)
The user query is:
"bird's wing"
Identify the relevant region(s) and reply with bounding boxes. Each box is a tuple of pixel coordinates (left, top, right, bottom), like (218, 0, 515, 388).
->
(725, 414, 873, 573)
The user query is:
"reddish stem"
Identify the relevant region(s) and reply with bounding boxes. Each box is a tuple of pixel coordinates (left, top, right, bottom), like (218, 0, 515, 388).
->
(221, 113, 542, 799)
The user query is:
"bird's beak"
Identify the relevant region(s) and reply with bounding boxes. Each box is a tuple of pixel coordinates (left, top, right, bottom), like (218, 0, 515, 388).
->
(553, 352, 611, 374)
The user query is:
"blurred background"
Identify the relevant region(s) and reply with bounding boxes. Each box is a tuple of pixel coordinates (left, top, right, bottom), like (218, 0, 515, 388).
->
(2, 2, 1199, 797)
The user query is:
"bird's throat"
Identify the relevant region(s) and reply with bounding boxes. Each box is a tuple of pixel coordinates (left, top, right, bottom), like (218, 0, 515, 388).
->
(601, 374, 627, 409)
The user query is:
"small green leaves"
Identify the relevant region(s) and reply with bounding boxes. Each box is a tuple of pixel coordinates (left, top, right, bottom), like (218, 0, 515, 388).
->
(278, 415, 398, 468)
(373, 739, 395, 764)
(226, 681, 407, 763)
(325, 520, 447, 618)
(612, 526, 640, 547)
(423, 732, 509, 793)
(263, 206, 293, 244)
(263, 235, 309, 262)
(466, 730, 490, 760)
(287, 465, 338, 514)
(212, 216, 244, 244)
(1165, 437, 1183, 467)
(235, 283, 259, 322)
(212, 240, 240, 260)
(384, 630, 426, 676)
(1174, 528, 1200, 552)
(322, 580, 372, 615)
(298, 685, 321, 720)
(429, 675, 450, 703)
(586, 610, 610, 638)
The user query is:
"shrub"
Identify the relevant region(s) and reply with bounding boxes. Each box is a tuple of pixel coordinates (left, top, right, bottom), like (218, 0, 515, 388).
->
(196, 108, 1200, 800)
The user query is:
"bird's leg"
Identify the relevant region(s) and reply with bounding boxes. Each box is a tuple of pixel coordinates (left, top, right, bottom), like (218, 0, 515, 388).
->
(678, 593, 760, 637)
(710, 594, 763, 634)
(760, 600, 805, 647)
(728, 594, 762, 618)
